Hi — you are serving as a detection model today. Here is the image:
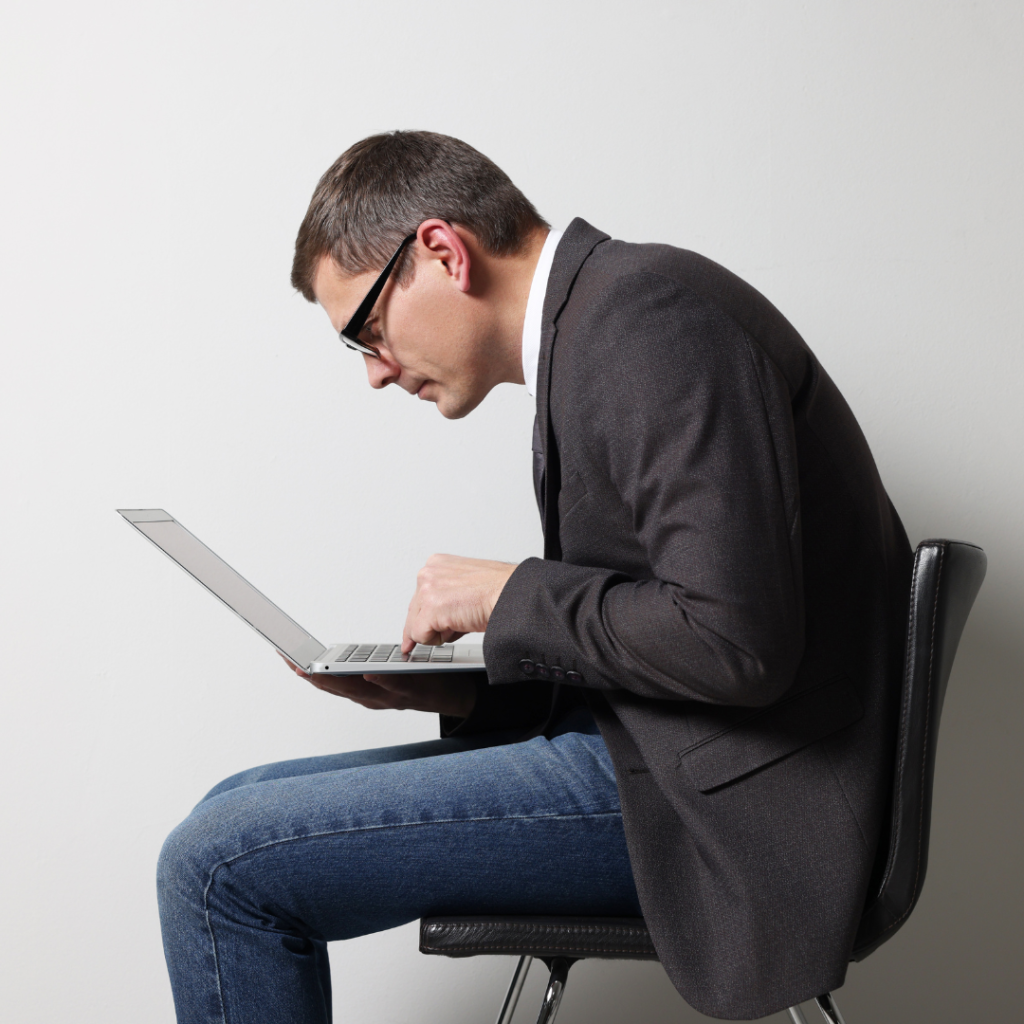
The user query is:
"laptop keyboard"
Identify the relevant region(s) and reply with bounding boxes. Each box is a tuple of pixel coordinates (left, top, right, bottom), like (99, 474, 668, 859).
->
(333, 643, 455, 665)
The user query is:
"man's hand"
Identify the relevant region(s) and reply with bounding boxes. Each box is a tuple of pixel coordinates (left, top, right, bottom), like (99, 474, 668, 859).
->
(403, 554, 517, 651)
(278, 554, 515, 719)
(279, 655, 477, 718)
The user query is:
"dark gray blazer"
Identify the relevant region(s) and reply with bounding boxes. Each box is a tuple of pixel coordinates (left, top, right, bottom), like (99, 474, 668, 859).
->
(473, 219, 912, 1019)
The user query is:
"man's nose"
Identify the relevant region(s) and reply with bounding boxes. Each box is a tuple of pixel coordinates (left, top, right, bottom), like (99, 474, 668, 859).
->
(365, 351, 400, 389)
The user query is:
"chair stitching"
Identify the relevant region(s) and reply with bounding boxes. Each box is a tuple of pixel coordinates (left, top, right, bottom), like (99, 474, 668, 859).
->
(427, 923, 648, 935)
(423, 933, 647, 937)
(428, 933, 651, 937)
(424, 922, 656, 955)
(423, 943, 656, 956)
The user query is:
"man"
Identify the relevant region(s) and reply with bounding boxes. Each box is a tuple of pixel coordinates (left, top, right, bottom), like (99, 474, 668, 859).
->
(158, 131, 913, 1022)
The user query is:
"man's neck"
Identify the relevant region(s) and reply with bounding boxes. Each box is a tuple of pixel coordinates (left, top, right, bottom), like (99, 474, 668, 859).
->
(483, 226, 550, 387)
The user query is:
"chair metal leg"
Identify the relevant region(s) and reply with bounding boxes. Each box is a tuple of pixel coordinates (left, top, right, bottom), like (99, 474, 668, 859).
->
(535, 957, 572, 1024)
(814, 992, 848, 1024)
(787, 1005, 811, 1024)
(495, 956, 532, 1024)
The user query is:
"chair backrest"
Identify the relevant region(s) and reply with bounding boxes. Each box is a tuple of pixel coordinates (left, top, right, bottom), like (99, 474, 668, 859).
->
(852, 539, 986, 960)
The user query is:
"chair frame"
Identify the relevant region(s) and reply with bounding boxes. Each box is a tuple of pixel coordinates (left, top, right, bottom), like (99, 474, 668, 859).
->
(490, 955, 850, 1024)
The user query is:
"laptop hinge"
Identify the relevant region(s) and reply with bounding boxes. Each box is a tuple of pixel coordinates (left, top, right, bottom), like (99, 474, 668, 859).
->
(290, 637, 328, 671)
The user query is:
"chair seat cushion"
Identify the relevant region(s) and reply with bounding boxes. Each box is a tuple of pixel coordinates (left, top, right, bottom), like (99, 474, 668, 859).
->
(419, 915, 658, 960)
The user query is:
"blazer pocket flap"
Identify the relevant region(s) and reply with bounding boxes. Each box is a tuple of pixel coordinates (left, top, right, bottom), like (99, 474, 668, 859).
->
(677, 675, 863, 793)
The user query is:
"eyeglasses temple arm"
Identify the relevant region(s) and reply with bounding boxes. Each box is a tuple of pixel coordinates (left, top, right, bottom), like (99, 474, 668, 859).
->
(340, 234, 416, 338)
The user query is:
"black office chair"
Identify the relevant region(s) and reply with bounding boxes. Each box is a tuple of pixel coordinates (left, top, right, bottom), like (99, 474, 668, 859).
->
(419, 540, 987, 1023)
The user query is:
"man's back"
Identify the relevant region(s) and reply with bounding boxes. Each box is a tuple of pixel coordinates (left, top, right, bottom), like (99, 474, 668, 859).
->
(486, 219, 914, 1016)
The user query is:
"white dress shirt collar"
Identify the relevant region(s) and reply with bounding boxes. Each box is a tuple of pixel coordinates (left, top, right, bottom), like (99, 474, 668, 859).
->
(521, 229, 563, 398)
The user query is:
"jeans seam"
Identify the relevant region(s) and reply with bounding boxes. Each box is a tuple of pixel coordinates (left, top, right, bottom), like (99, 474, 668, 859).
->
(201, 808, 625, 1022)
(210, 808, 624, 876)
(204, 877, 229, 1024)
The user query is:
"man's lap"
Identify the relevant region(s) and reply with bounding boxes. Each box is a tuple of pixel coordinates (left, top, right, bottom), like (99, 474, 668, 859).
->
(158, 710, 642, 946)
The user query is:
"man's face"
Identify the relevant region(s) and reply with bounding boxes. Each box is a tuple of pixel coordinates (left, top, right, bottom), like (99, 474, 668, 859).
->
(312, 241, 503, 419)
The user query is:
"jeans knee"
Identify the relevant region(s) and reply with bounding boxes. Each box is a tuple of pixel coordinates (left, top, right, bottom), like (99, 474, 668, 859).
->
(157, 808, 222, 913)
(199, 766, 262, 804)
(199, 753, 314, 803)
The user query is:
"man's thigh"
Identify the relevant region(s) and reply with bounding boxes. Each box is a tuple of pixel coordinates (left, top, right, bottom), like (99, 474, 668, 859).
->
(160, 727, 641, 943)
(199, 728, 524, 803)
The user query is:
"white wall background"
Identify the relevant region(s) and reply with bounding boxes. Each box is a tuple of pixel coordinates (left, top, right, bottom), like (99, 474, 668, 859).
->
(2, 2, 1021, 1021)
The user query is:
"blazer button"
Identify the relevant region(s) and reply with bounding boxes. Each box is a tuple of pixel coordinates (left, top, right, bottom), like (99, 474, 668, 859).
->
(565, 671, 583, 684)
(535, 663, 551, 679)
(519, 659, 536, 676)
(550, 666, 566, 681)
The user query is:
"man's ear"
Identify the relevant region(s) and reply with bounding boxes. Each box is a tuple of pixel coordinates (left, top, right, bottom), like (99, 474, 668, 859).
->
(416, 219, 472, 293)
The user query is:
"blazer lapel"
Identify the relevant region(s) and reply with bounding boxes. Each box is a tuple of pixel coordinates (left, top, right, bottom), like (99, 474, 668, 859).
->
(535, 218, 611, 561)
(531, 414, 545, 518)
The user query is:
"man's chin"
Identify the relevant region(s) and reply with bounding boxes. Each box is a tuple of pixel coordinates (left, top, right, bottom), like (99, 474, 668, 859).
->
(436, 401, 470, 421)
(433, 388, 488, 420)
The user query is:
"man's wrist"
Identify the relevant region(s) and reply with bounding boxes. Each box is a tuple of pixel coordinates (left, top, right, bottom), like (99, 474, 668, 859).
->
(487, 562, 519, 619)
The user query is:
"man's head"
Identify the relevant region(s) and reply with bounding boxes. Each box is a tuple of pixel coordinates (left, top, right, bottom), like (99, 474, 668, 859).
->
(292, 131, 549, 418)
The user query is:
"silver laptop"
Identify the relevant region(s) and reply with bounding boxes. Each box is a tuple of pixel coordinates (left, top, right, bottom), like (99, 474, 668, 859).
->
(117, 509, 486, 675)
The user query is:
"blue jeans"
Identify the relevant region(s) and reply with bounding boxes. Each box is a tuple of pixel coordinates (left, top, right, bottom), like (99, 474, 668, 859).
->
(157, 708, 641, 1023)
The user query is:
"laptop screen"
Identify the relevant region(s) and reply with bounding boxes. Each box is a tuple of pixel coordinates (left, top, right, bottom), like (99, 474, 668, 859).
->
(117, 509, 326, 666)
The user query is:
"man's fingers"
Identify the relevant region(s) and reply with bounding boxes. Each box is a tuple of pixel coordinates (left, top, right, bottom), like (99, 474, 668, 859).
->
(365, 671, 477, 718)
(404, 554, 517, 651)
(402, 606, 444, 651)
(311, 674, 379, 698)
(308, 673, 398, 708)
(309, 672, 421, 708)
(403, 594, 461, 650)
(301, 668, 475, 717)
(404, 627, 444, 650)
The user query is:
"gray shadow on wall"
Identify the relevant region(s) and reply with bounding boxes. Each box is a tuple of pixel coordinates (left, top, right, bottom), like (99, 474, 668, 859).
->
(837, 609, 1024, 1024)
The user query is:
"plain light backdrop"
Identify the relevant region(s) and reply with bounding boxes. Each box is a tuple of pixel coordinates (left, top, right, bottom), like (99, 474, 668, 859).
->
(1, 2, 1021, 1021)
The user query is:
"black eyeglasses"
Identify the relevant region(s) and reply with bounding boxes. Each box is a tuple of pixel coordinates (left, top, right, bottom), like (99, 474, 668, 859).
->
(338, 234, 416, 358)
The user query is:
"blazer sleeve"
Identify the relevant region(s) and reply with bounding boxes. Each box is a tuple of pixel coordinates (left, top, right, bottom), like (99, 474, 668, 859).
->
(485, 272, 805, 708)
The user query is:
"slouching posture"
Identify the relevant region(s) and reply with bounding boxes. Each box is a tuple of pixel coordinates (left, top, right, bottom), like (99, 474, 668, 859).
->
(159, 132, 912, 1022)
(458, 219, 913, 1016)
